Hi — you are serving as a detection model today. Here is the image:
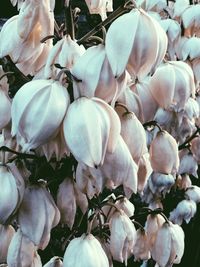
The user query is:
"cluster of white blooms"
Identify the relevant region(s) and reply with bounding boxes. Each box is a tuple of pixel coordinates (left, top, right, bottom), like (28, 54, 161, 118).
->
(0, 0, 199, 266)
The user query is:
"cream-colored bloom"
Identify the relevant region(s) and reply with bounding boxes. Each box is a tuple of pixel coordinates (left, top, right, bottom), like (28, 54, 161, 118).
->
(105, 8, 167, 80)
(0, 0, 54, 76)
(0, 224, 15, 263)
(115, 109, 147, 164)
(63, 234, 109, 267)
(133, 229, 150, 262)
(63, 97, 120, 168)
(149, 130, 179, 175)
(145, 213, 165, 250)
(98, 135, 138, 198)
(7, 229, 42, 267)
(44, 35, 85, 79)
(57, 178, 88, 229)
(11, 79, 70, 151)
(0, 163, 25, 224)
(151, 222, 185, 267)
(109, 211, 137, 265)
(185, 186, 200, 204)
(18, 183, 60, 249)
(169, 199, 197, 225)
(71, 44, 127, 104)
(149, 61, 195, 111)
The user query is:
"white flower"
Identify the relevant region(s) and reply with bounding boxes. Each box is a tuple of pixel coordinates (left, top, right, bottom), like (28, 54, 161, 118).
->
(149, 130, 179, 175)
(169, 199, 197, 225)
(63, 97, 121, 168)
(11, 79, 70, 151)
(18, 183, 60, 249)
(151, 222, 185, 266)
(63, 234, 109, 267)
(105, 8, 167, 80)
(109, 210, 137, 265)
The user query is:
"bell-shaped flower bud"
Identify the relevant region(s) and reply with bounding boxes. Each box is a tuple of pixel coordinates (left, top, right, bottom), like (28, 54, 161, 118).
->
(172, 0, 189, 18)
(76, 162, 104, 199)
(71, 44, 127, 104)
(109, 210, 137, 265)
(44, 35, 85, 79)
(57, 177, 88, 229)
(105, 8, 167, 80)
(63, 234, 109, 267)
(131, 78, 159, 122)
(116, 86, 144, 122)
(181, 4, 200, 34)
(0, 224, 15, 263)
(178, 149, 198, 177)
(185, 186, 200, 204)
(133, 229, 150, 262)
(0, 0, 54, 76)
(98, 135, 138, 198)
(115, 108, 147, 164)
(18, 182, 60, 250)
(145, 214, 165, 250)
(7, 229, 42, 267)
(57, 178, 76, 229)
(115, 197, 135, 218)
(11, 79, 70, 151)
(63, 97, 120, 168)
(149, 130, 179, 175)
(43, 256, 63, 267)
(149, 61, 195, 111)
(151, 222, 185, 267)
(0, 163, 25, 224)
(169, 199, 197, 225)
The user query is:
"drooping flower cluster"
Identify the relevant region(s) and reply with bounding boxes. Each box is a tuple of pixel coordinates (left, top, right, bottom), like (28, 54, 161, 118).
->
(0, 0, 199, 266)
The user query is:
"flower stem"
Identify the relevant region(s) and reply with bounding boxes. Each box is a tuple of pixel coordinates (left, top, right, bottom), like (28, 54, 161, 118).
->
(64, 0, 75, 39)
(178, 127, 200, 150)
(143, 120, 163, 132)
(77, 0, 135, 45)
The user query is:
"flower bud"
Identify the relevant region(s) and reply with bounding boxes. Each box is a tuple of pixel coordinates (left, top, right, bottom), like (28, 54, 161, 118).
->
(185, 186, 200, 204)
(151, 222, 184, 266)
(0, 224, 15, 263)
(109, 211, 137, 265)
(18, 183, 60, 249)
(169, 199, 197, 225)
(149, 130, 179, 175)
(0, 163, 25, 224)
(133, 229, 150, 262)
(63, 97, 120, 168)
(11, 79, 70, 151)
(63, 234, 109, 267)
(7, 229, 42, 267)
(105, 8, 167, 80)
